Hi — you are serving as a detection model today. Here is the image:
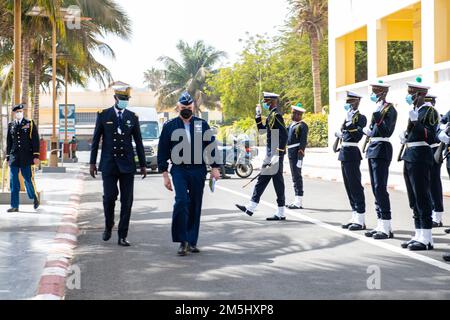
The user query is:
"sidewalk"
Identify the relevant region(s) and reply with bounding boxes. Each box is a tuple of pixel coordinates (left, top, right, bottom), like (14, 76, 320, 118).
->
(0, 163, 85, 300)
(253, 147, 450, 196)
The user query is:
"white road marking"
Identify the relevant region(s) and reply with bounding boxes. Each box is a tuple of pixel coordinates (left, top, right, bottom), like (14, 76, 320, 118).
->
(217, 185, 450, 273)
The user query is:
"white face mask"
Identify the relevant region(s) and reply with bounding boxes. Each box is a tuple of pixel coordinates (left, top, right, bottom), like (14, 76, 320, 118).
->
(15, 112, 24, 121)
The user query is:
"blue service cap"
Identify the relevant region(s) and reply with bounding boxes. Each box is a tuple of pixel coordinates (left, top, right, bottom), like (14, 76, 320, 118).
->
(12, 104, 25, 112)
(179, 92, 194, 106)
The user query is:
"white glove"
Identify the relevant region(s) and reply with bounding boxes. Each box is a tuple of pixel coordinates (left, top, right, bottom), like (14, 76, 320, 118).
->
(363, 127, 373, 137)
(409, 108, 419, 122)
(296, 160, 303, 168)
(399, 131, 407, 145)
(345, 110, 353, 123)
(262, 155, 271, 167)
(375, 103, 384, 113)
(256, 105, 262, 117)
(438, 131, 450, 144)
(335, 131, 343, 139)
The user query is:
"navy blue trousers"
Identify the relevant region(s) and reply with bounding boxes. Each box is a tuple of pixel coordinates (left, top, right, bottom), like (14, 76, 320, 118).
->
(102, 171, 135, 238)
(251, 156, 285, 207)
(368, 159, 391, 220)
(171, 165, 207, 246)
(341, 161, 365, 214)
(289, 158, 303, 197)
(403, 161, 433, 229)
(429, 155, 443, 213)
(10, 165, 38, 209)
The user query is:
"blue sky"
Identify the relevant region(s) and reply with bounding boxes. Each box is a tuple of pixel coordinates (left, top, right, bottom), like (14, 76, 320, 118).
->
(86, 0, 290, 90)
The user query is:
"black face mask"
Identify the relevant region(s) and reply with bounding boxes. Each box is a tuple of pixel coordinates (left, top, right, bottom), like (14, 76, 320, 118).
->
(180, 109, 193, 119)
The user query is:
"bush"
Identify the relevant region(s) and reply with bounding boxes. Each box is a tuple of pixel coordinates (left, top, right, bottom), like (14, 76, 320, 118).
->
(284, 113, 328, 148)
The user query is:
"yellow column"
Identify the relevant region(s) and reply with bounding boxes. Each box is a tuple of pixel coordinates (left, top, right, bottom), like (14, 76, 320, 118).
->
(413, 4, 422, 69)
(377, 19, 388, 77)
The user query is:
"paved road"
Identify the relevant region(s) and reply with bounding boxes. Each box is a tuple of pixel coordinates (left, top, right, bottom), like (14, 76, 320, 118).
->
(66, 170, 450, 300)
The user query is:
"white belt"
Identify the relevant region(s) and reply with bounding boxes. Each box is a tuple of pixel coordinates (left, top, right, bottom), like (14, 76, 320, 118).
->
(406, 141, 430, 148)
(430, 143, 440, 148)
(370, 137, 390, 143)
(287, 143, 300, 149)
(341, 142, 359, 147)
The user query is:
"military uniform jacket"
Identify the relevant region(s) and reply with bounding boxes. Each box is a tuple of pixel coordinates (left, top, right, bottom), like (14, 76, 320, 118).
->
(287, 121, 309, 161)
(366, 102, 398, 161)
(157, 116, 220, 173)
(6, 118, 40, 167)
(437, 110, 450, 168)
(90, 107, 146, 175)
(338, 111, 367, 162)
(256, 107, 288, 157)
(402, 104, 439, 165)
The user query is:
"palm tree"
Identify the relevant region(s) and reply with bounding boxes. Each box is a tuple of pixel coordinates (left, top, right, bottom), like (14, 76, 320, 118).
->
(290, 0, 327, 114)
(157, 40, 226, 115)
(143, 67, 165, 92)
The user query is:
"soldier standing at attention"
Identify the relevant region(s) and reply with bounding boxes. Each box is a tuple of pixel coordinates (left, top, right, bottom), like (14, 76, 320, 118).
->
(90, 86, 147, 247)
(362, 81, 397, 240)
(335, 92, 367, 232)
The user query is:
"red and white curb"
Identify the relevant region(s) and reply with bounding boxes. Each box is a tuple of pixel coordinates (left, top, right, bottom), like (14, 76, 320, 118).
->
(33, 171, 84, 300)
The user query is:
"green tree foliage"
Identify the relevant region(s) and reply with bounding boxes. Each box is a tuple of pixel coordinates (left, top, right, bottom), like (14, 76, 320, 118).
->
(355, 41, 368, 83)
(388, 41, 413, 75)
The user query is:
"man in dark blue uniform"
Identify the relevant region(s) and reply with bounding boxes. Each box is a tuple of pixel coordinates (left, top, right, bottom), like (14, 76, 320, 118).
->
(423, 94, 444, 228)
(436, 106, 450, 261)
(399, 77, 437, 251)
(235, 92, 288, 221)
(362, 81, 398, 240)
(6, 104, 40, 212)
(90, 86, 147, 247)
(335, 91, 367, 231)
(286, 103, 308, 210)
(157, 92, 221, 256)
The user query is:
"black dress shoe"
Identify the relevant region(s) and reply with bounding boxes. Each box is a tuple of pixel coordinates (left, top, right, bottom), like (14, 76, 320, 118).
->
(236, 204, 253, 217)
(33, 195, 40, 210)
(118, 238, 131, 247)
(178, 242, 189, 256)
(7, 208, 19, 213)
(348, 224, 366, 231)
(443, 253, 450, 262)
(373, 231, 394, 240)
(266, 215, 286, 221)
(432, 221, 443, 228)
(365, 230, 377, 237)
(102, 229, 112, 241)
(445, 229, 450, 234)
(342, 222, 353, 229)
(188, 245, 200, 253)
(401, 239, 417, 249)
(408, 241, 433, 251)
(286, 204, 302, 209)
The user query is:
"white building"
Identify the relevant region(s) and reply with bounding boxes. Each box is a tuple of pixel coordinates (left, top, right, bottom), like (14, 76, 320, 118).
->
(329, 0, 450, 151)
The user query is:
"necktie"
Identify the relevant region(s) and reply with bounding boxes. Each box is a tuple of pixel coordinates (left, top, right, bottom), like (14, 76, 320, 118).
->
(118, 110, 123, 133)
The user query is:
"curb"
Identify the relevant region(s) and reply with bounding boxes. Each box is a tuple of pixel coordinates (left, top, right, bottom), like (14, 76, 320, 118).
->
(33, 171, 84, 300)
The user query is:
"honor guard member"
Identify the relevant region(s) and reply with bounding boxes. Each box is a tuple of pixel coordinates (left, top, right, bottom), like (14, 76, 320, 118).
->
(399, 77, 437, 251)
(436, 107, 450, 235)
(157, 92, 221, 256)
(362, 80, 398, 240)
(6, 104, 41, 212)
(90, 86, 147, 247)
(236, 92, 288, 221)
(286, 103, 308, 209)
(424, 94, 444, 228)
(336, 91, 367, 231)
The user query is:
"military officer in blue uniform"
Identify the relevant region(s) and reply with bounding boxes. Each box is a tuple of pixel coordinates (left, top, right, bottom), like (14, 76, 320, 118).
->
(335, 91, 367, 231)
(6, 104, 40, 212)
(423, 94, 444, 228)
(157, 92, 221, 256)
(235, 92, 288, 221)
(362, 81, 398, 240)
(286, 103, 308, 210)
(90, 86, 147, 247)
(399, 77, 437, 251)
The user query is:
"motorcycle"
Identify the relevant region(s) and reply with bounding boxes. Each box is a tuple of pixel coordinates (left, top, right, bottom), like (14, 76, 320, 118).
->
(217, 135, 257, 179)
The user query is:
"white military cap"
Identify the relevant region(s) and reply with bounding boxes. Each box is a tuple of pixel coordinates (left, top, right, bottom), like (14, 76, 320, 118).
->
(370, 80, 391, 88)
(406, 77, 430, 90)
(291, 103, 306, 113)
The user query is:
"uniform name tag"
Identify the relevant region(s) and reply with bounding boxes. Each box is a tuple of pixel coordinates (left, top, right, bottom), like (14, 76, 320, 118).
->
(22, 124, 30, 129)
(106, 122, 113, 125)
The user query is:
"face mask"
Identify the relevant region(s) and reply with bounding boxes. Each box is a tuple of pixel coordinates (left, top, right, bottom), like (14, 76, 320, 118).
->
(344, 103, 352, 112)
(15, 112, 24, 121)
(405, 94, 415, 106)
(263, 103, 270, 110)
(180, 108, 193, 120)
(116, 99, 129, 110)
(370, 93, 378, 103)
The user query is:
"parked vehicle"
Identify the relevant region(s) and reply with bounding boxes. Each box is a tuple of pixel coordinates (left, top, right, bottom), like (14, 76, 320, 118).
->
(218, 135, 257, 178)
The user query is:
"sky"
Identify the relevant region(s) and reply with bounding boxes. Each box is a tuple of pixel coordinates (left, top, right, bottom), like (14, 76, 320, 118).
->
(83, 0, 291, 91)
